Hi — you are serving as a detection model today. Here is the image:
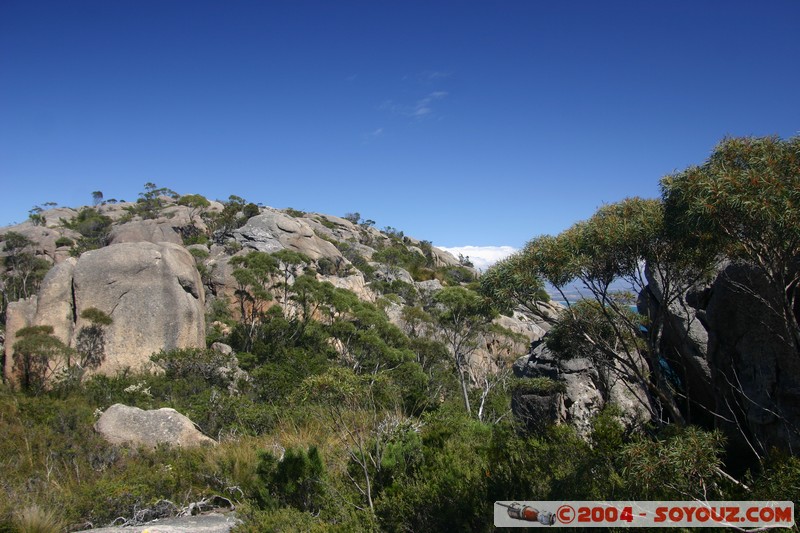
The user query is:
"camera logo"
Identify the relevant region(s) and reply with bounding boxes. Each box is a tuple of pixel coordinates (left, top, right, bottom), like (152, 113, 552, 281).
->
(497, 502, 556, 525)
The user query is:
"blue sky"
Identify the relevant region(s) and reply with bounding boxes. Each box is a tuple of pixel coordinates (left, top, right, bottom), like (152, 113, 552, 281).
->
(2, 1, 798, 263)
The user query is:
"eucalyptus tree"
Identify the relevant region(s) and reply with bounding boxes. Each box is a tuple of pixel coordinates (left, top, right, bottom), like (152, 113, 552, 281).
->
(12, 325, 73, 394)
(478, 252, 550, 319)
(230, 251, 278, 349)
(431, 286, 496, 417)
(136, 182, 178, 219)
(662, 135, 800, 353)
(271, 249, 310, 308)
(1, 232, 50, 320)
(177, 193, 211, 223)
(519, 198, 712, 425)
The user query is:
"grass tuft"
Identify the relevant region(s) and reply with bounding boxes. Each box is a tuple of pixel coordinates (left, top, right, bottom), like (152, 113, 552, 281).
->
(13, 504, 65, 533)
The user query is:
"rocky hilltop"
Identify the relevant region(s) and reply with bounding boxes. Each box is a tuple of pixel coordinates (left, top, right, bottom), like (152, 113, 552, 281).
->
(0, 193, 544, 386)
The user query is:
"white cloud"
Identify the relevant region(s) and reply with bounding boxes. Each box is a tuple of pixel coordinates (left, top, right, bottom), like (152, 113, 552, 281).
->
(426, 71, 452, 80)
(370, 127, 384, 137)
(412, 91, 448, 118)
(438, 245, 517, 272)
(382, 92, 449, 119)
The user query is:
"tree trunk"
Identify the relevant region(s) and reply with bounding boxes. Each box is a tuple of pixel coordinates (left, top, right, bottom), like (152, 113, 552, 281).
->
(456, 353, 472, 416)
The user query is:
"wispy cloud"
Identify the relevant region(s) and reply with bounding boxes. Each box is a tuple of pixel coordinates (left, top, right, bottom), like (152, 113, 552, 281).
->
(362, 127, 385, 144)
(380, 70, 452, 121)
(414, 91, 448, 117)
(408, 91, 449, 118)
(425, 71, 452, 80)
(438, 245, 517, 272)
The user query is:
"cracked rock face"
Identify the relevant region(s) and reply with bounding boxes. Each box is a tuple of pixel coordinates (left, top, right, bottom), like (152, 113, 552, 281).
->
(4, 242, 205, 380)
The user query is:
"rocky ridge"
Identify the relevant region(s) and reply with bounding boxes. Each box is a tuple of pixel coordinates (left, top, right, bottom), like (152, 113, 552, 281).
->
(1, 196, 533, 388)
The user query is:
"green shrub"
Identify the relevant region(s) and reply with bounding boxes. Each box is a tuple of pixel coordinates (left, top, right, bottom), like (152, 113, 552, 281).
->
(376, 408, 492, 531)
(511, 377, 566, 395)
(284, 208, 305, 218)
(232, 504, 323, 533)
(255, 446, 326, 512)
(621, 425, 725, 500)
(369, 279, 418, 303)
(435, 265, 475, 285)
(316, 217, 337, 230)
(182, 227, 209, 246)
(746, 452, 800, 503)
(316, 256, 336, 276)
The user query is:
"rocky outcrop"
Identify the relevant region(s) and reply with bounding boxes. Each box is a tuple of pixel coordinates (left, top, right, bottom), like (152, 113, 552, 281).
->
(300, 212, 462, 269)
(511, 383, 567, 435)
(644, 259, 800, 457)
(371, 264, 415, 285)
(304, 213, 388, 250)
(428, 245, 462, 269)
(3, 242, 205, 380)
(323, 273, 376, 303)
(30, 258, 77, 343)
(495, 313, 547, 344)
(95, 404, 216, 448)
(704, 262, 800, 457)
(232, 210, 342, 261)
(513, 340, 652, 437)
(416, 279, 444, 294)
(3, 298, 38, 381)
(638, 265, 716, 426)
(529, 300, 563, 332)
(478, 314, 547, 377)
(40, 207, 79, 227)
(0, 223, 80, 262)
(108, 220, 182, 245)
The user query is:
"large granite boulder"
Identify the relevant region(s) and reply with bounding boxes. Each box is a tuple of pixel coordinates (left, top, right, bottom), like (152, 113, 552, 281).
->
(72, 242, 205, 373)
(108, 220, 183, 245)
(95, 404, 216, 448)
(416, 279, 444, 294)
(4, 242, 205, 380)
(370, 264, 415, 285)
(232, 210, 342, 261)
(3, 298, 38, 381)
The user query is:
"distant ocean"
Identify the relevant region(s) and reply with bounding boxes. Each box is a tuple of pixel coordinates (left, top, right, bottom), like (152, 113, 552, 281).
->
(546, 281, 641, 310)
